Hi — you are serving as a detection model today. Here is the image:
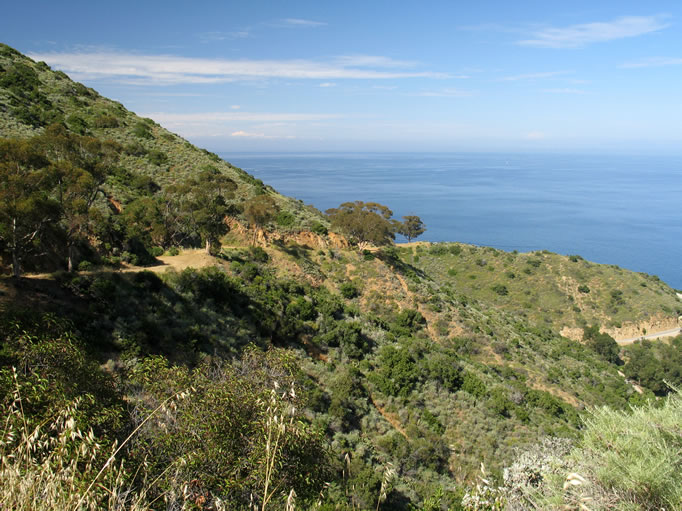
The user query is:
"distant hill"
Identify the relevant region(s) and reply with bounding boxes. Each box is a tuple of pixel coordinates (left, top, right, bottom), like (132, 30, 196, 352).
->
(399, 242, 680, 340)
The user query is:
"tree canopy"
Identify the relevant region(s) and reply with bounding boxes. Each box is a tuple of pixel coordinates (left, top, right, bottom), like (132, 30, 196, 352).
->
(397, 214, 426, 243)
(326, 200, 397, 247)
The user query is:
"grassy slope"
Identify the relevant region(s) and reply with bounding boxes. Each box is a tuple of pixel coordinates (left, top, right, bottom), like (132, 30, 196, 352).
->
(399, 242, 680, 339)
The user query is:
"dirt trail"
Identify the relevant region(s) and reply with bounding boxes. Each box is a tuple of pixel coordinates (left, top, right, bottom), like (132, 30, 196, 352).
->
(370, 395, 408, 440)
(393, 272, 441, 342)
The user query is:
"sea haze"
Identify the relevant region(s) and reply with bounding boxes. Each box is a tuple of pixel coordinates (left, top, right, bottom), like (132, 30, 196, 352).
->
(224, 152, 682, 289)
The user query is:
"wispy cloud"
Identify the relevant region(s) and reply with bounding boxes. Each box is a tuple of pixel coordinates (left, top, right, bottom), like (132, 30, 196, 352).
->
(541, 88, 588, 94)
(143, 112, 343, 123)
(519, 15, 669, 48)
(231, 130, 295, 139)
(140, 111, 342, 138)
(413, 88, 473, 97)
(319, 82, 336, 87)
(335, 55, 415, 68)
(499, 71, 569, 81)
(29, 51, 448, 85)
(279, 18, 326, 27)
(198, 30, 250, 42)
(621, 56, 682, 68)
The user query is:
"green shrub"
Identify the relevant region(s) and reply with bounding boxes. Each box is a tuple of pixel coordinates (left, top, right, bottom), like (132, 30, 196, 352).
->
(127, 351, 332, 508)
(146, 150, 168, 166)
(428, 244, 448, 256)
(311, 222, 328, 235)
(340, 281, 360, 299)
(132, 122, 153, 139)
(93, 114, 120, 128)
(578, 284, 590, 294)
(492, 284, 509, 296)
(370, 344, 419, 398)
(77, 260, 93, 272)
(461, 372, 487, 398)
(124, 142, 147, 156)
(275, 211, 295, 226)
(66, 114, 88, 134)
(395, 308, 426, 331)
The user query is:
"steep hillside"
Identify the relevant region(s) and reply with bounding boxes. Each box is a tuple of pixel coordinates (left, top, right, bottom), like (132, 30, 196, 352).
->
(0, 43, 324, 229)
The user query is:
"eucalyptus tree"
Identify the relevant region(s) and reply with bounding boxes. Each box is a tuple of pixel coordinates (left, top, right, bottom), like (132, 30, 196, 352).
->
(397, 215, 426, 243)
(326, 201, 397, 248)
(0, 138, 58, 276)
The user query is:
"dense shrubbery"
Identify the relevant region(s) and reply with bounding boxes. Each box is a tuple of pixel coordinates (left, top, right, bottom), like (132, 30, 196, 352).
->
(624, 335, 682, 395)
(0, 309, 333, 510)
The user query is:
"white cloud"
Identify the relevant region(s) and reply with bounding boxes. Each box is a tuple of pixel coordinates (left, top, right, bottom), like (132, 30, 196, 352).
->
(518, 15, 669, 48)
(230, 105, 241, 110)
(29, 51, 448, 85)
(319, 82, 336, 87)
(143, 112, 342, 123)
(334, 55, 415, 68)
(231, 130, 295, 139)
(198, 30, 250, 42)
(280, 18, 326, 27)
(621, 56, 682, 68)
(413, 88, 473, 97)
(541, 88, 588, 94)
(499, 71, 569, 81)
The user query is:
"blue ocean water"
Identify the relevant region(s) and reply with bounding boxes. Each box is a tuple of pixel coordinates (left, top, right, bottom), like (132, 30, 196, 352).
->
(223, 152, 682, 289)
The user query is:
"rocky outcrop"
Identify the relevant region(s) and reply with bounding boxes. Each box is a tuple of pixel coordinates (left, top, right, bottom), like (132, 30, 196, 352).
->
(224, 217, 349, 250)
(561, 313, 680, 342)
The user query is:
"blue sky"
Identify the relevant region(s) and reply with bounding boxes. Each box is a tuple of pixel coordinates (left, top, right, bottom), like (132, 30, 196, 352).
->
(2, 0, 681, 153)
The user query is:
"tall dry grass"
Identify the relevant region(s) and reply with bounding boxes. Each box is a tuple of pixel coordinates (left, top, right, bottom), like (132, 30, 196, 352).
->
(0, 370, 150, 510)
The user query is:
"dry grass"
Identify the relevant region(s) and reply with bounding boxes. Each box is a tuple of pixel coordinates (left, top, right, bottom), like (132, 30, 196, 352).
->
(0, 369, 150, 510)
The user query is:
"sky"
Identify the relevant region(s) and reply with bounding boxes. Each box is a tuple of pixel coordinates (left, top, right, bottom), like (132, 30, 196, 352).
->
(2, 0, 681, 153)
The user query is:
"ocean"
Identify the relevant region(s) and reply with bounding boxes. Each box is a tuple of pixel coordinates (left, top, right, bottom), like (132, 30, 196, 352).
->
(223, 152, 682, 289)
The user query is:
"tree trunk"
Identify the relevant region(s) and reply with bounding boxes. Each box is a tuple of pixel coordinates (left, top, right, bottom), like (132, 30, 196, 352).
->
(11, 248, 20, 278)
(67, 244, 74, 272)
(11, 217, 21, 277)
(205, 238, 211, 254)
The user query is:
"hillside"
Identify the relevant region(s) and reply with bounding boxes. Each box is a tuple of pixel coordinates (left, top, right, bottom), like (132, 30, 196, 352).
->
(2, 43, 681, 510)
(399, 242, 681, 341)
(0, 43, 324, 230)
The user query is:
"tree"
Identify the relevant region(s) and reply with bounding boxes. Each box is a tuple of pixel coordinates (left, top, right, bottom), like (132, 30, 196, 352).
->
(40, 125, 121, 271)
(397, 215, 426, 243)
(244, 195, 278, 245)
(325, 200, 397, 248)
(0, 138, 58, 276)
(181, 168, 237, 254)
(583, 324, 621, 365)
